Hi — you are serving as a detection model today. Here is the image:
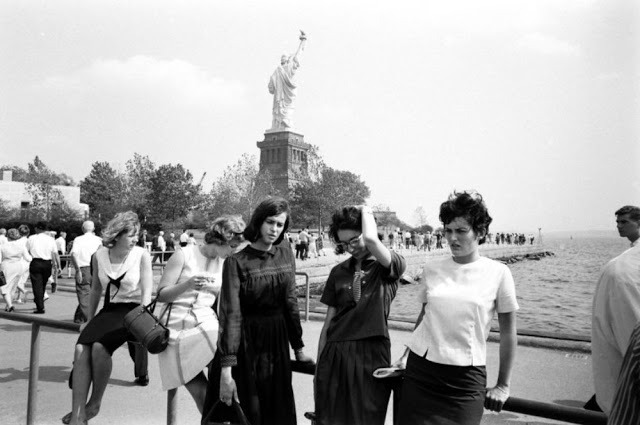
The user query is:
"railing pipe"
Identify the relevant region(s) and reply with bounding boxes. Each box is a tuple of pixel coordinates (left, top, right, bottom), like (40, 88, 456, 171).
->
(167, 388, 178, 425)
(295, 272, 310, 321)
(26, 323, 41, 425)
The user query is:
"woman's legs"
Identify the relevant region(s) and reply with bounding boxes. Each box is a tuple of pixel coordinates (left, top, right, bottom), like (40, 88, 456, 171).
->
(68, 344, 93, 425)
(184, 371, 208, 414)
(84, 342, 112, 415)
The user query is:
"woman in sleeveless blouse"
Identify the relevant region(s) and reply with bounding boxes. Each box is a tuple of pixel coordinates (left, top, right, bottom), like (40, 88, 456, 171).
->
(156, 215, 245, 414)
(63, 211, 152, 425)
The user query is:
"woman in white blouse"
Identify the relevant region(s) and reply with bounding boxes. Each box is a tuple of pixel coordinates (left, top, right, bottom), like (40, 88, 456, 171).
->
(395, 191, 518, 425)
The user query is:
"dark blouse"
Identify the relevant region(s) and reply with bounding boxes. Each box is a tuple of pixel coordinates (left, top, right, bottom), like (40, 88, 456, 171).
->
(218, 243, 304, 367)
(321, 250, 406, 342)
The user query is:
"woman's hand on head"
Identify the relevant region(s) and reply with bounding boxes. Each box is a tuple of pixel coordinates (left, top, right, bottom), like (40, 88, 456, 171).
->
(485, 384, 510, 412)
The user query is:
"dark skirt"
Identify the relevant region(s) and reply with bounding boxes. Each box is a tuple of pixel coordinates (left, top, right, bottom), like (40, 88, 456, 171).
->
(77, 302, 138, 354)
(398, 351, 486, 425)
(315, 337, 391, 425)
(203, 313, 296, 425)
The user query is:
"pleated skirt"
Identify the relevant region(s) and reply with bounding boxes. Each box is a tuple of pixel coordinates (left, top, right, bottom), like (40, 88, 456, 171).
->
(398, 351, 486, 425)
(315, 337, 391, 425)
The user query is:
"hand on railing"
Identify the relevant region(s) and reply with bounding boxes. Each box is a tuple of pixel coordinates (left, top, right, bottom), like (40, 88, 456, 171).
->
(485, 384, 510, 412)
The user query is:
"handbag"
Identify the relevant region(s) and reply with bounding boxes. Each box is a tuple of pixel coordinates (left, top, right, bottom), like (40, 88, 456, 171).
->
(0, 270, 6, 287)
(202, 400, 251, 425)
(123, 297, 170, 354)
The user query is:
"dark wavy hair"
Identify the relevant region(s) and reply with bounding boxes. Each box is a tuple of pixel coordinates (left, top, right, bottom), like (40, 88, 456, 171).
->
(243, 197, 290, 245)
(615, 205, 640, 221)
(439, 191, 492, 245)
(328, 206, 362, 255)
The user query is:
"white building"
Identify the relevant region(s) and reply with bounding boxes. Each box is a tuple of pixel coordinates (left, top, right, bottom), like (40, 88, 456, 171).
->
(0, 170, 89, 218)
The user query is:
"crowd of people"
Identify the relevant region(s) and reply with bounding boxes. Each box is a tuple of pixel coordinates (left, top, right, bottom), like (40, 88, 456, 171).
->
(1, 196, 638, 425)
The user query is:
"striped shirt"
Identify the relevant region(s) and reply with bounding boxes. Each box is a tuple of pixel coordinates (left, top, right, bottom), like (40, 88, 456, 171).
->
(609, 322, 640, 425)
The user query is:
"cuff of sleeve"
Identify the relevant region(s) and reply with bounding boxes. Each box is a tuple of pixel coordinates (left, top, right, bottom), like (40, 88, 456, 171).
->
(220, 355, 237, 368)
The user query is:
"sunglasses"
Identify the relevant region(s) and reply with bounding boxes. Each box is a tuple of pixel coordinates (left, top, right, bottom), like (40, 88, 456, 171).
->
(336, 234, 362, 250)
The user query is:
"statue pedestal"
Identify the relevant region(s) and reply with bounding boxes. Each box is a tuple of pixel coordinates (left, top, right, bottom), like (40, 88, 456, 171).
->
(256, 130, 310, 197)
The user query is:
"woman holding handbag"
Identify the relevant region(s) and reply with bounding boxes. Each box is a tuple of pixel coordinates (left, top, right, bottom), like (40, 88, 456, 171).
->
(203, 197, 312, 425)
(63, 211, 152, 425)
(156, 215, 246, 414)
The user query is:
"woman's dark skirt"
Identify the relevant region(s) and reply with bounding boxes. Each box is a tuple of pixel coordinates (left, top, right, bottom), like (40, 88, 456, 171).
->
(203, 313, 297, 425)
(77, 302, 138, 354)
(398, 351, 486, 425)
(315, 337, 391, 425)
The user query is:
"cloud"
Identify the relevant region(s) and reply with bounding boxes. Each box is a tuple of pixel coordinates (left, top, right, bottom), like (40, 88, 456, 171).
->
(516, 33, 581, 56)
(39, 55, 247, 109)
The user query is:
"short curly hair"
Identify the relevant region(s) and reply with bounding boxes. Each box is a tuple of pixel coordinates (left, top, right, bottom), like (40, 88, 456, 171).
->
(204, 215, 246, 245)
(18, 224, 30, 237)
(243, 197, 290, 245)
(439, 191, 492, 245)
(328, 206, 362, 255)
(7, 228, 20, 241)
(101, 211, 140, 248)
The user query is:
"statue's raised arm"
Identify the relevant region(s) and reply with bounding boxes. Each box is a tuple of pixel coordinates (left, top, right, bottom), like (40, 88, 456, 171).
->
(268, 31, 308, 131)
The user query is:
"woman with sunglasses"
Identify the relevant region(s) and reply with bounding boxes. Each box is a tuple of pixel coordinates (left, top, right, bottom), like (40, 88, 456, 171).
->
(203, 197, 311, 425)
(396, 191, 518, 424)
(314, 205, 406, 425)
(156, 215, 245, 414)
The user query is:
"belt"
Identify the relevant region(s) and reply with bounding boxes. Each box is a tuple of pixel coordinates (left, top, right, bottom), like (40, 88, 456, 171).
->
(32, 258, 51, 261)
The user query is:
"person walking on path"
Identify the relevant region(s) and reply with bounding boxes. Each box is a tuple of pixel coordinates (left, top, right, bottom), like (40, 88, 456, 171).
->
(26, 221, 60, 314)
(203, 197, 312, 425)
(156, 215, 245, 414)
(13, 224, 31, 304)
(56, 231, 67, 278)
(63, 211, 152, 425)
(315, 205, 406, 425)
(591, 205, 640, 414)
(395, 191, 518, 424)
(1, 228, 32, 312)
(70, 221, 103, 323)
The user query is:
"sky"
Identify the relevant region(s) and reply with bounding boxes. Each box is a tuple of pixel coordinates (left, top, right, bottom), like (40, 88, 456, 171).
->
(1, 0, 638, 233)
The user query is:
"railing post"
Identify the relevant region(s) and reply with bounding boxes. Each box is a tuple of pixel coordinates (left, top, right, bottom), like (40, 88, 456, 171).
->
(167, 388, 178, 425)
(305, 273, 310, 322)
(27, 323, 41, 425)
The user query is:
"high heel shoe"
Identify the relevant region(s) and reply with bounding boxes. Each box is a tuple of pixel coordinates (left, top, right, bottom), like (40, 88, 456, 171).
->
(5, 306, 14, 312)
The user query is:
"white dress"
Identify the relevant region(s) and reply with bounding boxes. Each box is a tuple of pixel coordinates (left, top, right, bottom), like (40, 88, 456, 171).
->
(0, 241, 31, 296)
(157, 245, 222, 390)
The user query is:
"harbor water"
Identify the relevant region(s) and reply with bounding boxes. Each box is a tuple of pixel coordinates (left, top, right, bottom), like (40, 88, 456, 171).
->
(389, 234, 631, 338)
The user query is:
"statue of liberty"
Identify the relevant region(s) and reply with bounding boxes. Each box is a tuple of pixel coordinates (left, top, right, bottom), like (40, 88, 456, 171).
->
(268, 30, 307, 131)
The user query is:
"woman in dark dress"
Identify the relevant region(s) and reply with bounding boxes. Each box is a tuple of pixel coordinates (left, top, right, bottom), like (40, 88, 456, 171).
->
(203, 197, 312, 425)
(314, 205, 406, 425)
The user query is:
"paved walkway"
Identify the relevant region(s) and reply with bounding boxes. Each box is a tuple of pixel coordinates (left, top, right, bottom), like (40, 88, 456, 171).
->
(1, 288, 595, 425)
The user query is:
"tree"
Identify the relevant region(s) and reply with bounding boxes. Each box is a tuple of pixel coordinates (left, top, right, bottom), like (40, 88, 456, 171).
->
(148, 163, 198, 221)
(124, 153, 156, 222)
(413, 206, 429, 227)
(290, 167, 370, 230)
(80, 162, 127, 222)
(207, 154, 277, 222)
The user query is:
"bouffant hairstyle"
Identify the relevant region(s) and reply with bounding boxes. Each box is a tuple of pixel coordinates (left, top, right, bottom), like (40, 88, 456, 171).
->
(204, 215, 246, 245)
(329, 206, 362, 255)
(243, 197, 290, 245)
(101, 211, 140, 248)
(18, 224, 30, 237)
(7, 228, 20, 241)
(615, 205, 640, 221)
(439, 191, 493, 245)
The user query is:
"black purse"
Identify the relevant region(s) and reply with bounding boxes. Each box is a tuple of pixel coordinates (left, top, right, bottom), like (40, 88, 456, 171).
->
(123, 297, 171, 354)
(202, 400, 251, 425)
(0, 270, 6, 287)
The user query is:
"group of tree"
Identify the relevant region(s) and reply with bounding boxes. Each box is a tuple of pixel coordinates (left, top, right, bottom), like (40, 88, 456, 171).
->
(2, 148, 432, 233)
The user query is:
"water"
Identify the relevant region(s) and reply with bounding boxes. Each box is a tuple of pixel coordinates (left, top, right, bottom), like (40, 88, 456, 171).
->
(390, 235, 631, 338)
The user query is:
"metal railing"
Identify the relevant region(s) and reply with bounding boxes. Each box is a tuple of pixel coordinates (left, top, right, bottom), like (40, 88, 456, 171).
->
(0, 307, 607, 425)
(296, 272, 310, 321)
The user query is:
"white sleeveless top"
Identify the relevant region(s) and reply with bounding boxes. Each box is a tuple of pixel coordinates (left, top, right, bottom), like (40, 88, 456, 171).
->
(96, 246, 145, 303)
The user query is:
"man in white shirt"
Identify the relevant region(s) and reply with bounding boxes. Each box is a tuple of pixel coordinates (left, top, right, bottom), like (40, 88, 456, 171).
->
(592, 205, 640, 414)
(55, 231, 67, 279)
(26, 222, 60, 314)
(70, 221, 102, 323)
(0, 228, 8, 245)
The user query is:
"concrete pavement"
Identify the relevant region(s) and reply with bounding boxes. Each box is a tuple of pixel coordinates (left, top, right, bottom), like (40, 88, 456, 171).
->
(1, 287, 596, 425)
